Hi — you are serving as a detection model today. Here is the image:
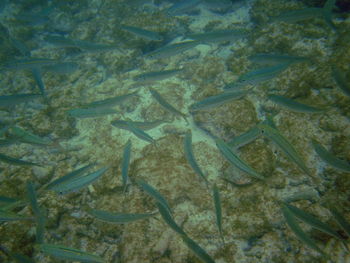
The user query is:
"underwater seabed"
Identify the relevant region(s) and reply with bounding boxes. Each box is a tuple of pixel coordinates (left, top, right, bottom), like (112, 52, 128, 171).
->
(0, 0, 349, 262)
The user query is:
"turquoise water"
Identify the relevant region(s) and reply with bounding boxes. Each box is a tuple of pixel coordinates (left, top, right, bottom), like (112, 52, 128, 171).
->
(0, 0, 349, 262)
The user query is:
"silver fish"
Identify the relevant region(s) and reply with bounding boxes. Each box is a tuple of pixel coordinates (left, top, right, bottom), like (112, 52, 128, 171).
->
(121, 25, 163, 41)
(332, 65, 350, 97)
(183, 130, 208, 184)
(137, 179, 172, 215)
(268, 94, 325, 113)
(38, 243, 104, 263)
(229, 63, 290, 88)
(43, 62, 79, 74)
(85, 91, 138, 110)
(26, 182, 46, 243)
(87, 209, 156, 223)
(271, 0, 335, 28)
(149, 88, 187, 121)
(281, 203, 326, 256)
(0, 58, 59, 71)
(111, 119, 165, 131)
(46, 163, 95, 191)
(144, 41, 200, 59)
(121, 140, 132, 192)
(67, 108, 119, 118)
(0, 153, 41, 167)
(8, 126, 51, 145)
(125, 121, 155, 143)
(186, 29, 247, 43)
(212, 184, 223, 242)
(215, 138, 265, 180)
(228, 125, 261, 149)
(311, 140, 350, 172)
(248, 53, 309, 66)
(190, 90, 247, 112)
(0, 94, 41, 108)
(258, 123, 311, 176)
(167, 0, 202, 15)
(49, 166, 109, 195)
(134, 69, 183, 82)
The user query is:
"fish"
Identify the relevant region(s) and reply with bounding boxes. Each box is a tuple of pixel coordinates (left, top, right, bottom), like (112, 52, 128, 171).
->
(212, 184, 223, 242)
(46, 163, 95, 190)
(0, 124, 9, 137)
(227, 125, 261, 149)
(43, 62, 79, 74)
(0, 58, 59, 72)
(87, 209, 156, 223)
(31, 69, 46, 97)
(215, 138, 265, 180)
(137, 179, 172, 215)
(329, 208, 350, 238)
(248, 53, 309, 66)
(183, 131, 208, 184)
(0, 195, 17, 206)
(125, 121, 155, 143)
(121, 140, 132, 192)
(144, 40, 200, 59)
(268, 94, 325, 113)
(0, 210, 33, 222)
(270, 0, 336, 28)
(202, 0, 234, 11)
(0, 139, 16, 147)
(181, 235, 216, 263)
(0, 94, 41, 108)
(72, 40, 121, 53)
(44, 36, 120, 53)
(8, 252, 35, 263)
(228, 63, 290, 89)
(283, 202, 343, 241)
(0, 153, 41, 167)
(85, 91, 138, 110)
(271, 8, 325, 23)
(9, 37, 31, 57)
(8, 126, 52, 145)
(43, 35, 79, 48)
(121, 25, 163, 41)
(283, 189, 319, 203)
(167, 0, 202, 16)
(49, 166, 109, 195)
(281, 203, 326, 256)
(16, 7, 52, 26)
(37, 243, 104, 263)
(26, 182, 40, 218)
(189, 90, 247, 112)
(257, 123, 311, 176)
(156, 202, 215, 263)
(186, 29, 247, 43)
(156, 202, 186, 236)
(0, 197, 27, 211)
(26, 182, 46, 244)
(331, 65, 350, 97)
(0, 0, 7, 13)
(133, 69, 183, 82)
(149, 88, 187, 121)
(67, 108, 119, 118)
(111, 119, 165, 131)
(311, 140, 350, 172)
